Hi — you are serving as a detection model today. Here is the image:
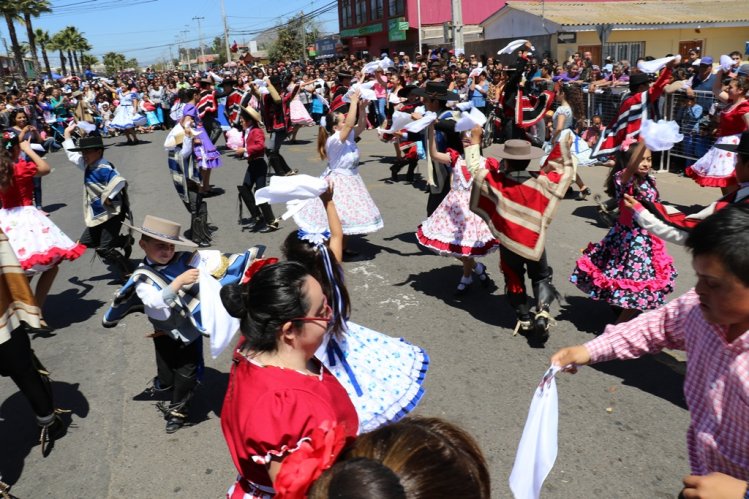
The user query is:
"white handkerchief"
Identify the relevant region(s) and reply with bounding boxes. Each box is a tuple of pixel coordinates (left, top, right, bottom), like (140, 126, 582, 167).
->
(344, 83, 377, 102)
(469, 67, 485, 78)
(456, 101, 474, 112)
(255, 174, 327, 206)
(455, 107, 487, 132)
(197, 267, 240, 359)
(362, 60, 380, 74)
(252, 79, 267, 87)
(637, 55, 680, 74)
(720, 54, 734, 72)
(404, 111, 437, 133)
(509, 365, 561, 499)
(498, 39, 534, 55)
(379, 111, 413, 134)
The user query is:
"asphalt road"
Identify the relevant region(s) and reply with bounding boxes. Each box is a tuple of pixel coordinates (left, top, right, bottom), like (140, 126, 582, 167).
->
(1, 126, 717, 498)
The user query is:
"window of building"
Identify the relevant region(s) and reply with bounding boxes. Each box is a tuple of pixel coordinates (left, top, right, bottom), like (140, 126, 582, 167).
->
(388, 0, 404, 17)
(342, 0, 353, 28)
(603, 42, 645, 64)
(355, 0, 367, 24)
(370, 0, 383, 20)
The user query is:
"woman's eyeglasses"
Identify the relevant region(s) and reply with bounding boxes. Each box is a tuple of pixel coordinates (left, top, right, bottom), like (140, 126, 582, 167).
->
(290, 301, 333, 324)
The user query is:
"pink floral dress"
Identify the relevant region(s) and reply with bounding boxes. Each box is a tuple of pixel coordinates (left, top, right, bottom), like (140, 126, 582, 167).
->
(416, 150, 499, 257)
(570, 170, 677, 310)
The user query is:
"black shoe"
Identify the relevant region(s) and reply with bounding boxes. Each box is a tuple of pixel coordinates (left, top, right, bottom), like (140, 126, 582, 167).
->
(529, 310, 552, 347)
(165, 415, 186, 434)
(513, 315, 534, 337)
(389, 164, 400, 181)
(576, 187, 592, 201)
(473, 262, 492, 288)
(259, 220, 280, 233)
(39, 413, 68, 456)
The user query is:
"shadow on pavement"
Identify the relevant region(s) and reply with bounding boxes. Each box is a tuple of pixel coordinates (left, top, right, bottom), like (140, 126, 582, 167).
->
(190, 367, 229, 423)
(44, 277, 105, 329)
(0, 381, 89, 485)
(590, 356, 687, 409)
(393, 265, 515, 329)
(570, 204, 609, 228)
(42, 203, 67, 214)
(556, 295, 616, 334)
(354, 233, 426, 258)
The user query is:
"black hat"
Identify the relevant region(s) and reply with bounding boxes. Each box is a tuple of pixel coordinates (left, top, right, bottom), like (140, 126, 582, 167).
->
(629, 72, 650, 90)
(220, 76, 238, 86)
(411, 81, 459, 101)
(715, 131, 749, 155)
(67, 135, 109, 152)
(199, 77, 214, 86)
(397, 85, 418, 99)
(337, 71, 353, 80)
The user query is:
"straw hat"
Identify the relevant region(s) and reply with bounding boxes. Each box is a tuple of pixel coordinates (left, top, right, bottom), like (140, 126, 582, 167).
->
(124, 215, 197, 247)
(241, 105, 263, 126)
(494, 139, 545, 160)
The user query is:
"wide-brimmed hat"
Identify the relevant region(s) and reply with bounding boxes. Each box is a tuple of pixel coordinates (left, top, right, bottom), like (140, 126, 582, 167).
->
(629, 72, 650, 90)
(124, 215, 197, 248)
(397, 85, 418, 99)
(67, 135, 110, 152)
(199, 77, 214, 86)
(412, 81, 459, 101)
(241, 105, 263, 125)
(494, 139, 544, 160)
(715, 131, 749, 155)
(337, 71, 353, 80)
(220, 76, 238, 86)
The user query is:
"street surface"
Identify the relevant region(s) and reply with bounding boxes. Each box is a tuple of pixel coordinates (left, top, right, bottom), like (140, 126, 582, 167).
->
(1, 127, 716, 498)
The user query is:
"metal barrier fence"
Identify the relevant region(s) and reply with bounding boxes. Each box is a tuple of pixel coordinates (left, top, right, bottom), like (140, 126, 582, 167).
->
(574, 88, 719, 172)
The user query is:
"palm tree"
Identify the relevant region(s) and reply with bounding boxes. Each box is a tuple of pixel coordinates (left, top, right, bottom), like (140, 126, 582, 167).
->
(60, 26, 84, 75)
(75, 35, 92, 72)
(0, 2, 27, 79)
(49, 30, 67, 76)
(34, 28, 52, 78)
(18, 0, 52, 75)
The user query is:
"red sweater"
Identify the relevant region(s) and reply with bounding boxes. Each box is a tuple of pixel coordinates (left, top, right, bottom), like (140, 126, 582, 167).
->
(243, 126, 265, 160)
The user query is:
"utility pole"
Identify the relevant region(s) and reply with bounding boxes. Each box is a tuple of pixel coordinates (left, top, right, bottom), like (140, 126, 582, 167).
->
(193, 16, 206, 71)
(451, 0, 464, 57)
(220, 0, 231, 64)
(168, 44, 174, 69)
(181, 29, 191, 71)
(299, 11, 308, 62)
(417, 0, 422, 56)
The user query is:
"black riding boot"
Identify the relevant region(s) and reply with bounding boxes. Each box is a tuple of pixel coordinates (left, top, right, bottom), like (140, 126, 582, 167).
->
(237, 184, 261, 225)
(406, 159, 418, 183)
(507, 291, 534, 337)
(530, 275, 560, 346)
(159, 371, 196, 434)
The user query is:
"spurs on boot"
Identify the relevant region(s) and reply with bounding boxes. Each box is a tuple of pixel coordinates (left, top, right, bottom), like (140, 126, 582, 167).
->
(512, 315, 534, 337)
(39, 411, 69, 456)
(530, 310, 555, 346)
(165, 414, 186, 434)
(455, 275, 473, 296)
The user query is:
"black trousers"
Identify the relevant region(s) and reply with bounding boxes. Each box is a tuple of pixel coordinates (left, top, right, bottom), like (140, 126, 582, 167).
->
(267, 129, 291, 176)
(79, 212, 126, 251)
(0, 327, 54, 418)
(426, 172, 451, 217)
(153, 335, 200, 410)
(241, 158, 275, 223)
(204, 117, 223, 146)
(499, 246, 554, 315)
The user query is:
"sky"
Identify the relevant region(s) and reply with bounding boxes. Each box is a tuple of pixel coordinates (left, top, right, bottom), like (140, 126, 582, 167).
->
(0, 0, 341, 67)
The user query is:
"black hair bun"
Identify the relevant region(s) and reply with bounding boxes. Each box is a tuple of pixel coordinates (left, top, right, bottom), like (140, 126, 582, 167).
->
(220, 283, 247, 319)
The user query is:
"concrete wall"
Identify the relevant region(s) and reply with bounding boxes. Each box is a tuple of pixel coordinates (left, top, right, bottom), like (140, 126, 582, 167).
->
(556, 27, 749, 62)
(406, 0, 506, 27)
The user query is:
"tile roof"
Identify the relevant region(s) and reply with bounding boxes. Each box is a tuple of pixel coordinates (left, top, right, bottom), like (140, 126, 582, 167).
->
(504, 0, 749, 26)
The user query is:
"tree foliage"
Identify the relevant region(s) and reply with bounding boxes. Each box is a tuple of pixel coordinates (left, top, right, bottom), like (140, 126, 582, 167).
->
(267, 13, 320, 63)
(103, 52, 127, 74)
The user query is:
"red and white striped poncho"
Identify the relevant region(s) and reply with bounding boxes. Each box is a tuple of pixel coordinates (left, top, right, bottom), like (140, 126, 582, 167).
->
(468, 142, 575, 261)
(591, 67, 672, 158)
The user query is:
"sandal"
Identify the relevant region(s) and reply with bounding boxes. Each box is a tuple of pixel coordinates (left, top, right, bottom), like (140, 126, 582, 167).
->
(455, 275, 473, 296)
(473, 262, 491, 287)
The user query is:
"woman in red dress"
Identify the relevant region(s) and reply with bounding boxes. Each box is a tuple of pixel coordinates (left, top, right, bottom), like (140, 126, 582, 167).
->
(685, 70, 749, 194)
(220, 261, 358, 498)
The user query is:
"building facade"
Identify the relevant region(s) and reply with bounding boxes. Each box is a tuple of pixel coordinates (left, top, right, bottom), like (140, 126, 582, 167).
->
(338, 0, 505, 56)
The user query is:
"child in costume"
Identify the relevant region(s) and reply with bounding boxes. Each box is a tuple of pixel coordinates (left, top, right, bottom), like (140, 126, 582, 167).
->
(181, 87, 223, 195)
(62, 124, 134, 282)
(284, 182, 428, 433)
(416, 123, 498, 295)
(234, 105, 280, 233)
(102, 215, 256, 433)
(571, 141, 677, 323)
(293, 89, 383, 251)
(1, 132, 85, 317)
(467, 127, 575, 346)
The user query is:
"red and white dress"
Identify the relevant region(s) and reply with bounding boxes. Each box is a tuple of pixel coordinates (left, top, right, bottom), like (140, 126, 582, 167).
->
(0, 158, 85, 273)
(685, 100, 749, 188)
(416, 150, 499, 257)
(221, 351, 358, 498)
